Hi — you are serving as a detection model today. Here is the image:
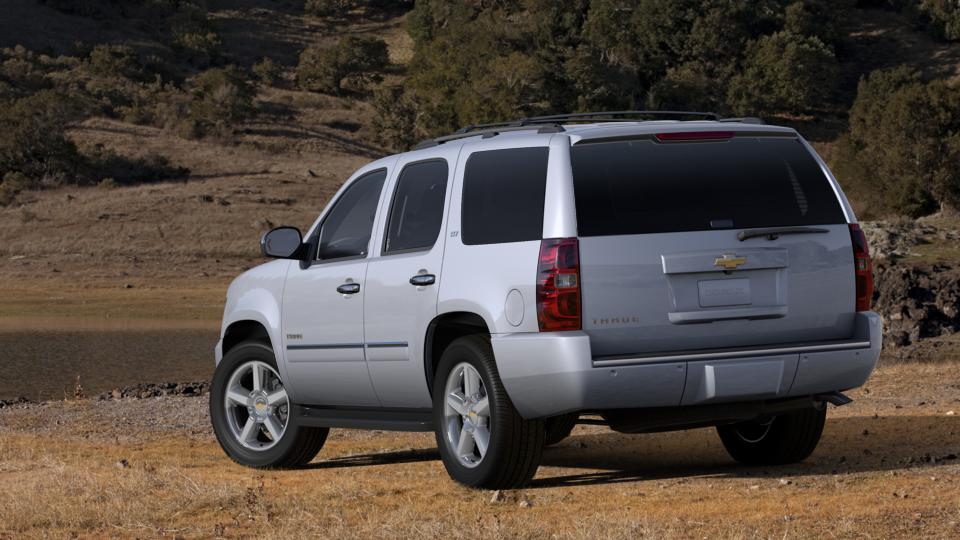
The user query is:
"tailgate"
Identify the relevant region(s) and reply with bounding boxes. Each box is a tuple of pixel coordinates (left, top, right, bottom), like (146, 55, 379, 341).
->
(570, 133, 854, 358)
(579, 227, 855, 357)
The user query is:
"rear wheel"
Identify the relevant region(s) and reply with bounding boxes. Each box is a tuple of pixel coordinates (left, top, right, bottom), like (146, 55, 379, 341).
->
(716, 406, 826, 466)
(433, 335, 545, 489)
(211, 341, 328, 468)
(544, 413, 578, 446)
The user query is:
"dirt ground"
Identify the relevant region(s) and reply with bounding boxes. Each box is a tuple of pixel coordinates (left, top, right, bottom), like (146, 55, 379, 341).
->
(1, 363, 958, 539)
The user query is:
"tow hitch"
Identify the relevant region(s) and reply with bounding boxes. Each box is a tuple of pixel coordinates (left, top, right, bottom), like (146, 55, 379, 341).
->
(815, 391, 853, 407)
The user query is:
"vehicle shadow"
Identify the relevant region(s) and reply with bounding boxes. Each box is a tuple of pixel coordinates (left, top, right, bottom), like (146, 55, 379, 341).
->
(298, 415, 958, 488)
(532, 414, 959, 489)
(304, 447, 439, 470)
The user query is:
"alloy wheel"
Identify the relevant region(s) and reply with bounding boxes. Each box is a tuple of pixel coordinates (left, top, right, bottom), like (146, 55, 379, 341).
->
(442, 362, 491, 468)
(223, 360, 290, 451)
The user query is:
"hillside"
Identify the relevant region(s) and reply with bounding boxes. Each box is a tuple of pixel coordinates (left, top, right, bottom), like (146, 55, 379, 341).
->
(1, 1, 960, 323)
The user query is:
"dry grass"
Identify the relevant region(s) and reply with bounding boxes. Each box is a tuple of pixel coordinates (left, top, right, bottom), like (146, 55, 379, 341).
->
(1, 364, 959, 539)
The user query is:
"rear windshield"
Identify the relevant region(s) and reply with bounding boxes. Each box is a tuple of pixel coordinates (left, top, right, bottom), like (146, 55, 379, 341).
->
(571, 137, 846, 237)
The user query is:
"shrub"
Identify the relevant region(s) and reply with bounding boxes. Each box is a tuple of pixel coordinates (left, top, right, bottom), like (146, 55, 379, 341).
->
(154, 66, 255, 138)
(645, 63, 721, 112)
(0, 91, 84, 189)
(170, 4, 222, 68)
(82, 144, 190, 185)
(190, 66, 255, 121)
(296, 36, 388, 95)
(727, 31, 839, 115)
(253, 57, 282, 86)
(833, 66, 960, 218)
(782, 0, 855, 51)
(0, 171, 30, 206)
(919, 0, 960, 41)
(304, 0, 355, 16)
(372, 85, 419, 151)
(85, 44, 146, 81)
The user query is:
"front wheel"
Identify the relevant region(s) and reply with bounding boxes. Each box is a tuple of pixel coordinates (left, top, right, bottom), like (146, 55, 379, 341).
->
(433, 335, 545, 489)
(210, 341, 328, 468)
(716, 406, 826, 466)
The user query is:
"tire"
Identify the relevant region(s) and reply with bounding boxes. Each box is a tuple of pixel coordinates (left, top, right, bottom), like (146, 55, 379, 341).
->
(210, 341, 328, 468)
(544, 413, 578, 446)
(716, 406, 826, 466)
(432, 335, 545, 489)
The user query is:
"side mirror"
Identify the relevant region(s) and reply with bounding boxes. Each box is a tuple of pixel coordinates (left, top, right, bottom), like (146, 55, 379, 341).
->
(261, 226, 304, 259)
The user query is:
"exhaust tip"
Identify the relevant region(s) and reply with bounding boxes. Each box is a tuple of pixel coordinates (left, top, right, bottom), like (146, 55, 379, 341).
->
(814, 391, 853, 407)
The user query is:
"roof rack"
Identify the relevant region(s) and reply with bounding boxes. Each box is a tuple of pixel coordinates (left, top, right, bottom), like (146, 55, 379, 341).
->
(413, 110, 722, 150)
(717, 116, 766, 125)
(518, 110, 720, 124)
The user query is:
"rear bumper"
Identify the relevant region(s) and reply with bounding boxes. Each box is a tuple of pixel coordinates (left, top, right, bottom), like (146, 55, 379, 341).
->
(493, 311, 882, 419)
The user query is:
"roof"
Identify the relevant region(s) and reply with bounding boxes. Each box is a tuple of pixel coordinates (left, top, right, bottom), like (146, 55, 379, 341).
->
(396, 117, 797, 161)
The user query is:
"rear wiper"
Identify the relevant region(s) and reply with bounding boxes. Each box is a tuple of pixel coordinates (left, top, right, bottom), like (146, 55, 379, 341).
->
(737, 226, 830, 241)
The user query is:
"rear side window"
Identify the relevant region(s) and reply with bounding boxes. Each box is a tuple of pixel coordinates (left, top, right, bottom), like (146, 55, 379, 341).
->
(571, 137, 846, 237)
(317, 169, 386, 260)
(461, 147, 549, 245)
(383, 159, 449, 253)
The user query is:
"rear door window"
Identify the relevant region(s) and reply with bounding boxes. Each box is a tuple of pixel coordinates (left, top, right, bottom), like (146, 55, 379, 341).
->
(383, 159, 449, 254)
(461, 147, 549, 245)
(571, 137, 845, 237)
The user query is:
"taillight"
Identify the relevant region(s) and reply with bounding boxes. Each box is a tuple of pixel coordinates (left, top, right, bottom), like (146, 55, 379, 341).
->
(537, 237, 581, 331)
(849, 223, 874, 312)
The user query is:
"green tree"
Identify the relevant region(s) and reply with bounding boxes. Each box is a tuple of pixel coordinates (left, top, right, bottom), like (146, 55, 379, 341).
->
(296, 36, 389, 95)
(833, 66, 960, 217)
(0, 90, 83, 187)
(186, 66, 255, 136)
(919, 0, 960, 41)
(727, 31, 839, 115)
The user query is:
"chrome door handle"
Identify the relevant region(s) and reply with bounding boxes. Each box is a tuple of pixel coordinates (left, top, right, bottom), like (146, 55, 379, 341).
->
(409, 274, 436, 286)
(337, 283, 360, 294)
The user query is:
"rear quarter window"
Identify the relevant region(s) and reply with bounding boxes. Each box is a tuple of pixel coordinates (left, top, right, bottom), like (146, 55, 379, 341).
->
(571, 137, 846, 237)
(461, 147, 549, 245)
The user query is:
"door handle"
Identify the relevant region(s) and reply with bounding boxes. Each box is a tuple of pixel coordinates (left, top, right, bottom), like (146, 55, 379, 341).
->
(409, 274, 436, 286)
(337, 282, 361, 294)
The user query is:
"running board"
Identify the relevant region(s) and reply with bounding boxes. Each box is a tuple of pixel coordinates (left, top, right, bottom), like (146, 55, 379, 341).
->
(295, 405, 434, 432)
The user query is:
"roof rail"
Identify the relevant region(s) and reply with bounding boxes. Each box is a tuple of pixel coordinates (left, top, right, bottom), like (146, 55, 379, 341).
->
(717, 116, 766, 125)
(412, 110, 721, 150)
(413, 124, 564, 150)
(517, 110, 720, 124)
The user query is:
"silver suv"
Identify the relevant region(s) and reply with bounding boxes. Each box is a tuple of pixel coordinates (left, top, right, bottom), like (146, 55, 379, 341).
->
(210, 111, 882, 489)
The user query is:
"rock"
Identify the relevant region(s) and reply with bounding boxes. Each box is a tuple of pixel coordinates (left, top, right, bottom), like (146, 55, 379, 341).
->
(490, 490, 505, 503)
(123, 283, 134, 289)
(947, 411, 956, 416)
(116, 459, 130, 469)
(0, 396, 34, 409)
(97, 381, 210, 401)
(518, 499, 532, 508)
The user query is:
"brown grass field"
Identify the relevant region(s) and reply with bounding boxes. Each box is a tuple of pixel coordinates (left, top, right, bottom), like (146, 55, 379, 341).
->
(1, 363, 959, 539)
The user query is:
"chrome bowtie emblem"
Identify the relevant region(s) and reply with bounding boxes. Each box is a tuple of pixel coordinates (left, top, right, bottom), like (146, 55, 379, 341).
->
(714, 253, 747, 270)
